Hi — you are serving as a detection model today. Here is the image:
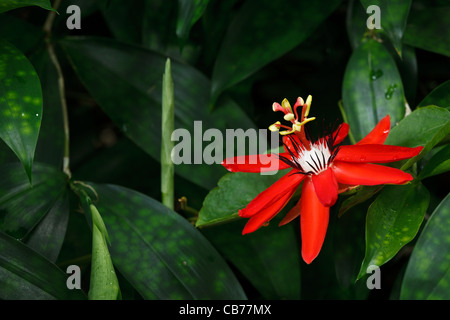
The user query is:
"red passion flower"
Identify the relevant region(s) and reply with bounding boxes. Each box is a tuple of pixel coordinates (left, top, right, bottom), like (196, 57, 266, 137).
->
(222, 96, 423, 264)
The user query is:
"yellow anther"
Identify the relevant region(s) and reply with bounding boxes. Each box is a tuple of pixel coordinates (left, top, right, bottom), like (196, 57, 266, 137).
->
(283, 113, 295, 121)
(281, 98, 293, 113)
(269, 121, 281, 132)
(304, 95, 312, 117)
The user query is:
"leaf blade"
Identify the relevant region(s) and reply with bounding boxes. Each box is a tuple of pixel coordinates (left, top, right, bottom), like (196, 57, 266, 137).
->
(357, 183, 430, 280)
(87, 183, 247, 300)
(0, 40, 43, 182)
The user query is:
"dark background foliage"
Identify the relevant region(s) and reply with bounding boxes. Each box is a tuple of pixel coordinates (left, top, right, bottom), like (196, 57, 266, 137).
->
(0, 0, 448, 300)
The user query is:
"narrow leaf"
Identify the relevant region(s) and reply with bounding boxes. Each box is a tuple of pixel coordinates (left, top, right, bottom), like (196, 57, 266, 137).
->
(176, 0, 209, 47)
(87, 204, 120, 300)
(0, 231, 86, 300)
(161, 58, 174, 210)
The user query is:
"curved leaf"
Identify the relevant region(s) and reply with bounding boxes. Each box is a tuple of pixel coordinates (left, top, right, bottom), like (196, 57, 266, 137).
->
(360, 0, 412, 56)
(0, 231, 86, 300)
(203, 220, 301, 299)
(385, 106, 450, 169)
(403, 6, 450, 58)
(211, 0, 342, 103)
(85, 182, 247, 300)
(357, 183, 430, 280)
(418, 144, 450, 181)
(0, 162, 67, 243)
(417, 80, 450, 108)
(0, 40, 43, 182)
(0, 0, 54, 13)
(400, 193, 450, 300)
(196, 170, 287, 228)
(176, 0, 209, 47)
(342, 38, 405, 142)
(60, 36, 255, 190)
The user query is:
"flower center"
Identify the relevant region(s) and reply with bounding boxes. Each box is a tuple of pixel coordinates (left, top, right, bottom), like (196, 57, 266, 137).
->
(293, 140, 332, 175)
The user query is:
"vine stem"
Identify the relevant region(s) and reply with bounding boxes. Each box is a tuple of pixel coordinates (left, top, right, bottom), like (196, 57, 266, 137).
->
(43, 0, 71, 178)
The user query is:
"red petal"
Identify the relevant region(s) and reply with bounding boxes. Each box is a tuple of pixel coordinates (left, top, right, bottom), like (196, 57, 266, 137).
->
(332, 161, 414, 186)
(357, 115, 390, 145)
(222, 154, 291, 173)
(299, 178, 330, 264)
(279, 197, 302, 226)
(239, 170, 304, 218)
(242, 187, 296, 234)
(333, 123, 349, 145)
(335, 144, 423, 163)
(311, 167, 339, 207)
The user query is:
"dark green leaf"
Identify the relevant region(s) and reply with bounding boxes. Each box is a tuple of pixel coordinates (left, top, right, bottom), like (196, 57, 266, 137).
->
(346, 0, 367, 50)
(85, 183, 247, 300)
(417, 80, 450, 108)
(0, 13, 44, 53)
(360, 0, 412, 56)
(97, 0, 143, 44)
(176, 0, 209, 47)
(60, 37, 255, 190)
(0, 163, 67, 241)
(0, 0, 54, 13)
(403, 6, 450, 57)
(211, 0, 342, 103)
(0, 231, 86, 300)
(87, 203, 120, 300)
(196, 170, 288, 227)
(0, 40, 43, 182)
(203, 220, 301, 299)
(357, 183, 430, 280)
(418, 144, 450, 180)
(29, 48, 65, 168)
(400, 193, 450, 300)
(25, 192, 69, 263)
(338, 185, 383, 217)
(342, 38, 405, 142)
(385, 106, 450, 169)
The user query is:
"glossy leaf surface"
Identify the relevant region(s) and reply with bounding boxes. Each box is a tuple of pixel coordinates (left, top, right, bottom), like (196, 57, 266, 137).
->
(357, 183, 430, 280)
(0, 40, 43, 182)
(342, 38, 404, 142)
(86, 182, 247, 300)
(400, 193, 450, 300)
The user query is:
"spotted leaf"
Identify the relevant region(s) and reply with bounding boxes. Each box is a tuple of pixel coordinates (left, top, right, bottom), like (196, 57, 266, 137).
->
(0, 40, 43, 182)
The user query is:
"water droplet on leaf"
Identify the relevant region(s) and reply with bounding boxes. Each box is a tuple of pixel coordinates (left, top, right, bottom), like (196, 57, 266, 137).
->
(370, 69, 383, 80)
(385, 84, 398, 100)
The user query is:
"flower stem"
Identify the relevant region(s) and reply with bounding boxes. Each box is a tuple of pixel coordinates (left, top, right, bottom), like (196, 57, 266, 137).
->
(43, 0, 71, 178)
(161, 58, 175, 210)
